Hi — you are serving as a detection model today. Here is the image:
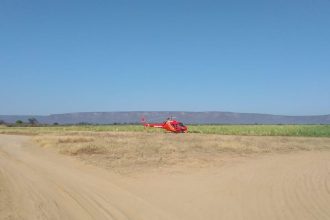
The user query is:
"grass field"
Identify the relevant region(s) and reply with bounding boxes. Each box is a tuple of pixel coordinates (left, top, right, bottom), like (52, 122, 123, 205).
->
(1, 124, 330, 137)
(188, 124, 330, 137)
(1, 124, 330, 172)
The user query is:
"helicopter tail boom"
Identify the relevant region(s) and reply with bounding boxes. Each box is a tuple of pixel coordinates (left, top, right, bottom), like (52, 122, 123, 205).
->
(141, 117, 164, 128)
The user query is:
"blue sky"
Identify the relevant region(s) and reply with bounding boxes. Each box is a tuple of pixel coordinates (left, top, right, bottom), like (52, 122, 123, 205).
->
(1, 0, 329, 115)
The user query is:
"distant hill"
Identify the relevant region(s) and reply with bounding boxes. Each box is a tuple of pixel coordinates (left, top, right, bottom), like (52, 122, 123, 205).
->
(1, 112, 330, 125)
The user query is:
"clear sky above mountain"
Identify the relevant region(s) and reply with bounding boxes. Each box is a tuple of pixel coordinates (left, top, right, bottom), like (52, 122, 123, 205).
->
(1, 0, 329, 115)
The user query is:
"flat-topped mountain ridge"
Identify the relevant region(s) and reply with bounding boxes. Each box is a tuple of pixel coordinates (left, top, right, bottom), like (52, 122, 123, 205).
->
(1, 111, 330, 124)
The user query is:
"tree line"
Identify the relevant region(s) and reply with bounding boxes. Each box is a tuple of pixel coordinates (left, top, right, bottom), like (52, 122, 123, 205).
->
(0, 118, 41, 126)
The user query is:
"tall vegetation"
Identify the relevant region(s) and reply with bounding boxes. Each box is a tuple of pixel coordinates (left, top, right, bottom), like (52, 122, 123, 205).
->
(28, 118, 39, 125)
(16, 120, 23, 124)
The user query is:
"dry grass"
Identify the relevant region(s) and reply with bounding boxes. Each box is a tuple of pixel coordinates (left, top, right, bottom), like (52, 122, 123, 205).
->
(32, 132, 330, 172)
(34, 135, 98, 155)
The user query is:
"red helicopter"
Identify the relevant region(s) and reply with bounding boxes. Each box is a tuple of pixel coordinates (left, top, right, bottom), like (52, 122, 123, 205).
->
(141, 116, 188, 133)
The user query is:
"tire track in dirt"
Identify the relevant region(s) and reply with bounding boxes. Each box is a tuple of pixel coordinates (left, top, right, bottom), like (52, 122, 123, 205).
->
(120, 151, 330, 220)
(0, 135, 175, 220)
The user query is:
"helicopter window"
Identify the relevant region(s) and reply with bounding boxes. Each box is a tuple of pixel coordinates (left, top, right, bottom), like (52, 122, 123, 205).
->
(178, 123, 184, 126)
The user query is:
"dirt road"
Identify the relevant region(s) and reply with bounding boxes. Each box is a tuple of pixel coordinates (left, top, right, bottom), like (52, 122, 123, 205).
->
(1, 134, 330, 220)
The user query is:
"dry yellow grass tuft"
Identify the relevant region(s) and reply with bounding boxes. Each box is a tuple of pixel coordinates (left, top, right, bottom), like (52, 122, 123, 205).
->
(34, 135, 92, 144)
(57, 136, 94, 144)
(33, 132, 330, 172)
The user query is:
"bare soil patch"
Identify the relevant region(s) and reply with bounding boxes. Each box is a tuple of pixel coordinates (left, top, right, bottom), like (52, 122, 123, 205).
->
(1, 134, 330, 220)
